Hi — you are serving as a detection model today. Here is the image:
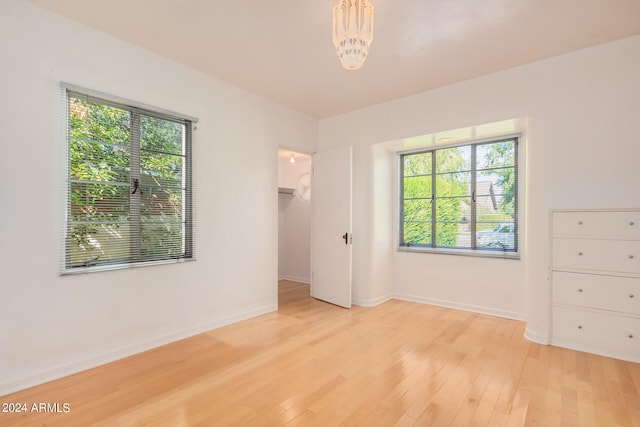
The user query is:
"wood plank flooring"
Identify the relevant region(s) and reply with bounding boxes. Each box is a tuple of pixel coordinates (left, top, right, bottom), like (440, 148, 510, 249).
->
(1, 280, 639, 426)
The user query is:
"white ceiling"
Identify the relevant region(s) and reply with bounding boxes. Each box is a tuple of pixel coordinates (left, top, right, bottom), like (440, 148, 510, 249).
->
(26, 0, 640, 119)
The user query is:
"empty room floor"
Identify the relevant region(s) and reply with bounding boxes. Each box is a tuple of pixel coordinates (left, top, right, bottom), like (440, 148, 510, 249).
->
(1, 280, 639, 426)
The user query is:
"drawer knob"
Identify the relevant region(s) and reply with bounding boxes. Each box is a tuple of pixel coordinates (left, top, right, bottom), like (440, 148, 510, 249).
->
(629, 255, 635, 259)
(578, 221, 583, 225)
(631, 221, 636, 226)
(578, 288, 583, 293)
(577, 325, 583, 330)
(578, 252, 583, 256)
(630, 294, 635, 298)
(629, 334, 635, 339)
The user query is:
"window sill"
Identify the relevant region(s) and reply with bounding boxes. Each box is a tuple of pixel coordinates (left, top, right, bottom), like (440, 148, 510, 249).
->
(398, 245, 520, 260)
(60, 257, 196, 276)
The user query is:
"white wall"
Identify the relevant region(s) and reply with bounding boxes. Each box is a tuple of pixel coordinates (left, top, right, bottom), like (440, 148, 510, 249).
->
(319, 36, 640, 339)
(278, 158, 311, 283)
(0, 0, 317, 395)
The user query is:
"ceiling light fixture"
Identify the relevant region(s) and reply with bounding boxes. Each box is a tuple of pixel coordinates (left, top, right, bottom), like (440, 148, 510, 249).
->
(332, 0, 374, 71)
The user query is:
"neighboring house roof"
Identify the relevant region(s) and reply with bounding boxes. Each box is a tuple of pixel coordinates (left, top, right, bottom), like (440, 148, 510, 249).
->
(461, 179, 498, 217)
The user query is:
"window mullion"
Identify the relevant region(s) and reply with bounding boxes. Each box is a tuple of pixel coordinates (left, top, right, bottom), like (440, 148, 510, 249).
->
(513, 140, 519, 252)
(130, 111, 141, 263)
(431, 151, 436, 247)
(470, 145, 477, 249)
(184, 122, 193, 258)
(399, 155, 405, 246)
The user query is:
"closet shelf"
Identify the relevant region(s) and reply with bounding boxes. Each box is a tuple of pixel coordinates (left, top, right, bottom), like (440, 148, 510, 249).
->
(278, 187, 294, 195)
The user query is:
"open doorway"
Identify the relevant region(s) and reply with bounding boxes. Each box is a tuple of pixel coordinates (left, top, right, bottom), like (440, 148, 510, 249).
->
(277, 148, 312, 306)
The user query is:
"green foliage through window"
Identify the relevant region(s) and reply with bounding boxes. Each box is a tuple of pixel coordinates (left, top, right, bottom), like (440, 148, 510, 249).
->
(65, 90, 194, 271)
(400, 138, 518, 253)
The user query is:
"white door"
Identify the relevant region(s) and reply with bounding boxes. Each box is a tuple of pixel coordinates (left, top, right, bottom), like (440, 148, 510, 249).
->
(311, 146, 352, 308)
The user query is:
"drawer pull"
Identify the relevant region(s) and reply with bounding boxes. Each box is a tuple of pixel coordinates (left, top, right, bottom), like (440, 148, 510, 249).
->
(629, 334, 635, 339)
(630, 294, 635, 298)
(631, 221, 636, 226)
(578, 252, 583, 256)
(629, 255, 635, 259)
(578, 221, 583, 225)
(578, 288, 583, 293)
(577, 325, 583, 330)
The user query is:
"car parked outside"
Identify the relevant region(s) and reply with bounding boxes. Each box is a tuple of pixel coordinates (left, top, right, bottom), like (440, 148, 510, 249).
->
(476, 222, 515, 250)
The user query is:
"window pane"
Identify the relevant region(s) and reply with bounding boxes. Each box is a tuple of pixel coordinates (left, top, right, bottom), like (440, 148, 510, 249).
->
(475, 175, 516, 217)
(476, 141, 515, 170)
(434, 221, 462, 247)
(404, 221, 432, 245)
(70, 182, 130, 221)
(436, 172, 470, 198)
(139, 118, 186, 260)
(68, 181, 130, 268)
(435, 146, 471, 173)
(402, 152, 433, 246)
(141, 115, 184, 155)
(140, 183, 182, 219)
(140, 151, 184, 185)
(140, 221, 184, 260)
(69, 97, 130, 143)
(435, 195, 471, 247)
(69, 139, 130, 183)
(476, 221, 516, 250)
(67, 223, 131, 267)
(476, 141, 516, 219)
(67, 97, 133, 269)
(476, 139, 516, 251)
(434, 151, 471, 247)
(403, 175, 431, 199)
(403, 199, 431, 245)
(403, 152, 431, 176)
(403, 199, 431, 222)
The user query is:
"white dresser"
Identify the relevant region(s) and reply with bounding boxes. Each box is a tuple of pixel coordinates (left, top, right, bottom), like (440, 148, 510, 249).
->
(550, 209, 640, 363)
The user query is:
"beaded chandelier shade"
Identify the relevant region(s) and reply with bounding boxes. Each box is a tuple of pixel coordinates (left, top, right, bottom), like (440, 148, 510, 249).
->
(332, 0, 374, 70)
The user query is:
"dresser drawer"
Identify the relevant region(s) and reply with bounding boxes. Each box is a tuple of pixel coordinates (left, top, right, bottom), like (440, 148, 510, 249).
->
(553, 211, 640, 238)
(552, 306, 640, 357)
(553, 238, 640, 273)
(552, 271, 640, 314)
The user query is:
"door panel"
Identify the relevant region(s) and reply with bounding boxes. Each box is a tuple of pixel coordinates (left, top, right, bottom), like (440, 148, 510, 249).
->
(311, 146, 352, 308)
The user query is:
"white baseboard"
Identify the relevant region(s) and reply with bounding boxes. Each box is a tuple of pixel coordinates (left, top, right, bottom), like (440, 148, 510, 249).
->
(392, 293, 526, 321)
(0, 303, 276, 397)
(352, 294, 393, 307)
(524, 327, 550, 345)
(279, 274, 310, 284)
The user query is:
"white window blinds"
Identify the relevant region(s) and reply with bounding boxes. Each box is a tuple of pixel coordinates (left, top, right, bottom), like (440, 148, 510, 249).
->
(62, 86, 196, 273)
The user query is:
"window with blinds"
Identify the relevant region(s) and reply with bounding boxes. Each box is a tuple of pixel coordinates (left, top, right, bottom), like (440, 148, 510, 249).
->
(400, 137, 519, 257)
(63, 87, 195, 273)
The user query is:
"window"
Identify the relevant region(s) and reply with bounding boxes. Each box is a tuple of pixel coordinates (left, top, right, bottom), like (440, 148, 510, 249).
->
(63, 87, 195, 273)
(400, 137, 518, 256)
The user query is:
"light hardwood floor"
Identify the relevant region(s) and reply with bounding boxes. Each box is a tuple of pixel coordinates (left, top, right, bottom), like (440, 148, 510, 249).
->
(1, 280, 639, 426)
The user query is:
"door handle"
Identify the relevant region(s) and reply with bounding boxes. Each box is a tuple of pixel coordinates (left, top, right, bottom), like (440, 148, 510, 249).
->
(342, 232, 349, 245)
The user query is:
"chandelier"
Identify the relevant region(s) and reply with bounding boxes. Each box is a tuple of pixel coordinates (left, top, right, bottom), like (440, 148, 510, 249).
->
(332, 0, 374, 70)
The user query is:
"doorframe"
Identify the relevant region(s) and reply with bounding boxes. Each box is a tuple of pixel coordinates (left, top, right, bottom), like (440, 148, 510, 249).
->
(276, 146, 313, 302)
